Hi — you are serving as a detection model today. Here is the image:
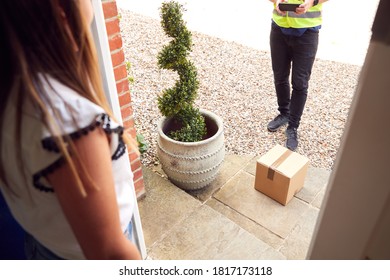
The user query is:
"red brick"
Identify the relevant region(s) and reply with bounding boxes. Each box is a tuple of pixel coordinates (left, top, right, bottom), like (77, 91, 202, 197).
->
(123, 117, 135, 130)
(131, 160, 142, 173)
(133, 168, 143, 182)
(127, 127, 137, 139)
(116, 79, 130, 94)
(109, 35, 123, 52)
(129, 151, 139, 163)
(123, 114, 135, 123)
(102, 1, 118, 19)
(105, 18, 121, 37)
(129, 140, 137, 151)
(123, 126, 136, 140)
(134, 178, 146, 200)
(113, 64, 127, 81)
(111, 50, 125, 68)
(120, 105, 133, 119)
(119, 92, 131, 107)
(124, 138, 138, 153)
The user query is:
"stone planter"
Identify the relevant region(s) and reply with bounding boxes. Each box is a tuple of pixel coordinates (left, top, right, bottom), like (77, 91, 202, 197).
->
(157, 109, 225, 191)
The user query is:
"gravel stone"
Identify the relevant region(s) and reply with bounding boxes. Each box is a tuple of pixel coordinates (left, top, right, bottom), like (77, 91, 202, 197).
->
(119, 10, 361, 171)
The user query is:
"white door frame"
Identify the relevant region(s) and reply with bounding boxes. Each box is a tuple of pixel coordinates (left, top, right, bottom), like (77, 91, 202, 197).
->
(91, 0, 147, 259)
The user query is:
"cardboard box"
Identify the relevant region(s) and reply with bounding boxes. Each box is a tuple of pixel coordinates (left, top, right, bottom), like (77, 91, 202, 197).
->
(254, 145, 309, 205)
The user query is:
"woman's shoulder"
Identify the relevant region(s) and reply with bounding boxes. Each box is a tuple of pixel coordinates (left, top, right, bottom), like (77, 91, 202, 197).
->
(40, 75, 106, 135)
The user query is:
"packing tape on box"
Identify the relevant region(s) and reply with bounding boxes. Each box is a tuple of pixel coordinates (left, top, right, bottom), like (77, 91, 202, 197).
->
(267, 149, 293, 180)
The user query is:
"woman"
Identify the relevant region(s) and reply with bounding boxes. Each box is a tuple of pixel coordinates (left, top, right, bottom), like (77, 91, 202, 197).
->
(0, 0, 142, 260)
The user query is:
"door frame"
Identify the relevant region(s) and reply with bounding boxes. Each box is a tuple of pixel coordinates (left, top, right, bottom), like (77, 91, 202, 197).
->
(91, 0, 147, 259)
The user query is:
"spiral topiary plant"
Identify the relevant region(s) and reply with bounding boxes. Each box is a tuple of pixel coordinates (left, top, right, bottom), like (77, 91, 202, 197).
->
(157, 1, 206, 142)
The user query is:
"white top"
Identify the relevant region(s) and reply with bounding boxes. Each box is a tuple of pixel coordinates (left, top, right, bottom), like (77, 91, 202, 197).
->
(0, 76, 135, 259)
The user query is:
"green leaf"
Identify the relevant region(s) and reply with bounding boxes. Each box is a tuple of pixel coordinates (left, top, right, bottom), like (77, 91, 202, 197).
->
(136, 133, 149, 154)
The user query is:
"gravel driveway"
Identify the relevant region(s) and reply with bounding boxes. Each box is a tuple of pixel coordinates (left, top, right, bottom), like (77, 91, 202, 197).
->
(119, 10, 361, 170)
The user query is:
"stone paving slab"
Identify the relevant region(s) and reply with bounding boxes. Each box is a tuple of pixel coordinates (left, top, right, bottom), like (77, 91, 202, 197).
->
(296, 167, 331, 204)
(206, 198, 285, 250)
(139, 167, 202, 247)
(213, 170, 310, 239)
(147, 204, 285, 260)
(312, 188, 327, 209)
(279, 206, 320, 260)
(243, 155, 258, 176)
(187, 154, 255, 202)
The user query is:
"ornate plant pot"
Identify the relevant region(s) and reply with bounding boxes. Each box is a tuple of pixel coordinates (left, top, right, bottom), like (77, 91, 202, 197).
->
(157, 109, 225, 191)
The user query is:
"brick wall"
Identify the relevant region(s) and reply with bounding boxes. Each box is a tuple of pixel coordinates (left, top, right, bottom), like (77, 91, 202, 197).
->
(101, 0, 145, 199)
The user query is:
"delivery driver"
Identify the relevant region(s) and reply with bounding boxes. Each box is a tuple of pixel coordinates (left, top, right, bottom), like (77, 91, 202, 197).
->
(267, 0, 328, 151)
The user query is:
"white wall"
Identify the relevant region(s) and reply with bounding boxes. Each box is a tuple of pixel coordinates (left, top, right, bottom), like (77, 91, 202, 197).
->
(308, 4, 390, 257)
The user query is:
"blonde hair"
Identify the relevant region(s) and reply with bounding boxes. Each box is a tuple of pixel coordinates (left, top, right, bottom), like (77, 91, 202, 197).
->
(0, 0, 136, 197)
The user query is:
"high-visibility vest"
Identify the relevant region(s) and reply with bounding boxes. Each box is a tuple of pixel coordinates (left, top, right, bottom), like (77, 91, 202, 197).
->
(273, 0, 323, 28)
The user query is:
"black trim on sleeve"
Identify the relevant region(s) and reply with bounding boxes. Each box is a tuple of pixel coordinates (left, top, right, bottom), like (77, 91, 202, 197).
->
(32, 158, 65, 193)
(33, 113, 127, 192)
